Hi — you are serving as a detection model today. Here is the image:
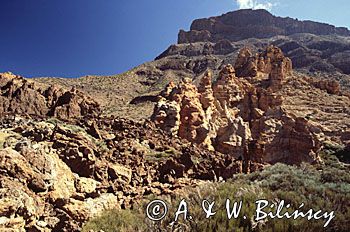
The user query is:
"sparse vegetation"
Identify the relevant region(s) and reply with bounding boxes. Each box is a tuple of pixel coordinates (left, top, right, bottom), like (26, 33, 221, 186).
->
(81, 209, 146, 232)
(46, 117, 61, 126)
(83, 151, 350, 232)
(145, 151, 171, 161)
(0, 132, 8, 149)
(94, 139, 109, 153)
(63, 123, 86, 133)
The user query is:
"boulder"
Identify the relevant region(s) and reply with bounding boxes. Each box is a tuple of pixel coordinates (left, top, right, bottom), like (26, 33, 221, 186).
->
(62, 194, 120, 222)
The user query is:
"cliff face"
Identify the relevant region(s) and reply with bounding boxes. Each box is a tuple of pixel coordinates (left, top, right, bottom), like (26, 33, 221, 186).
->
(178, 9, 350, 43)
(155, 9, 350, 76)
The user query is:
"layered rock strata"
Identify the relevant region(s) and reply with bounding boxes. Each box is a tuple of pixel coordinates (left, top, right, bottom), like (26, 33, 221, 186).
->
(178, 9, 350, 44)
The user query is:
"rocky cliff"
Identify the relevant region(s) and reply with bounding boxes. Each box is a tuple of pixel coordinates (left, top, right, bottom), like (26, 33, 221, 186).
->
(178, 9, 350, 43)
(154, 9, 350, 75)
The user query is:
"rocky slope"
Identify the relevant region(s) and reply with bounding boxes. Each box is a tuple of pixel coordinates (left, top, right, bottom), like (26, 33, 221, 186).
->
(160, 9, 350, 75)
(159, 33, 350, 74)
(0, 115, 237, 231)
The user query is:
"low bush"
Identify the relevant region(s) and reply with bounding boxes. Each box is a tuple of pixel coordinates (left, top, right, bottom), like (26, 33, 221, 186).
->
(82, 152, 350, 232)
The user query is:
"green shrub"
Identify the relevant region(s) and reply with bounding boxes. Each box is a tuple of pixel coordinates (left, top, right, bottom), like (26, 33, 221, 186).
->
(82, 209, 146, 232)
(83, 153, 350, 232)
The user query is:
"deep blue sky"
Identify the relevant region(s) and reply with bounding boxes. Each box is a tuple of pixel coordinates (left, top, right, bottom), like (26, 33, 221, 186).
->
(0, 0, 349, 77)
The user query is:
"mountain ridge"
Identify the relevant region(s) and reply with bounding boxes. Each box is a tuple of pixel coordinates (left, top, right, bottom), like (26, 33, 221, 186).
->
(178, 9, 350, 43)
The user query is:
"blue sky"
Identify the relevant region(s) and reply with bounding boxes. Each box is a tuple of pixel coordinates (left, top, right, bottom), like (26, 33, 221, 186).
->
(0, 0, 349, 77)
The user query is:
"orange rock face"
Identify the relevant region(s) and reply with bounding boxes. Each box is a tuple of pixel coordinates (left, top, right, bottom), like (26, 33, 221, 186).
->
(234, 48, 258, 77)
(152, 78, 210, 145)
(313, 79, 341, 95)
(152, 46, 321, 166)
(234, 45, 292, 81)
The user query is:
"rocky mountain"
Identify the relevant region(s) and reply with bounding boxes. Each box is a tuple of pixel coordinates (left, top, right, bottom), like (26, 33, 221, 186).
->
(1, 9, 350, 232)
(159, 9, 350, 75)
(178, 9, 350, 43)
(34, 10, 350, 121)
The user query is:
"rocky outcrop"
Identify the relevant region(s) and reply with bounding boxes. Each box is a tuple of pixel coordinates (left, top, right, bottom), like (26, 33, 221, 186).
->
(178, 9, 350, 44)
(234, 45, 292, 80)
(0, 72, 100, 120)
(152, 46, 321, 165)
(0, 7, 349, 232)
(329, 51, 350, 74)
(178, 29, 212, 44)
(312, 79, 341, 95)
(234, 48, 258, 77)
(152, 79, 210, 145)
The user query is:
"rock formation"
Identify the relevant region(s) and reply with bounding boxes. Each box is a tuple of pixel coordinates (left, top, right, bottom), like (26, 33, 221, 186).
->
(0, 72, 100, 120)
(234, 48, 258, 77)
(152, 46, 321, 165)
(0, 7, 350, 232)
(312, 79, 341, 95)
(152, 78, 211, 145)
(178, 9, 350, 44)
(156, 9, 350, 76)
(234, 45, 292, 79)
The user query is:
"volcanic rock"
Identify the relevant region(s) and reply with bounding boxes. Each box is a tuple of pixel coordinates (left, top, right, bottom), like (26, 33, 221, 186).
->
(178, 9, 350, 44)
(152, 46, 321, 165)
(0, 7, 349, 232)
(1, 114, 251, 231)
(234, 45, 292, 80)
(0, 72, 100, 120)
(153, 9, 350, 77)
